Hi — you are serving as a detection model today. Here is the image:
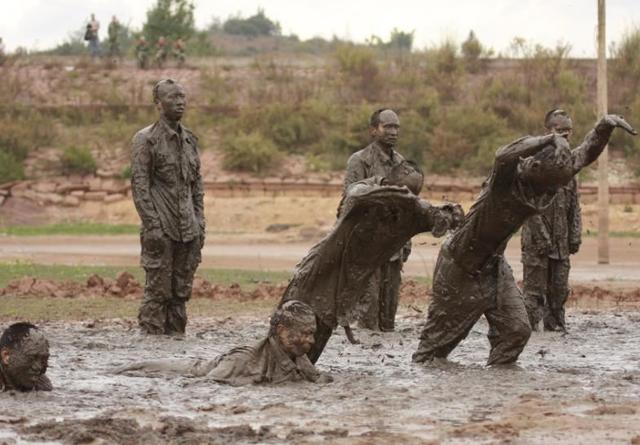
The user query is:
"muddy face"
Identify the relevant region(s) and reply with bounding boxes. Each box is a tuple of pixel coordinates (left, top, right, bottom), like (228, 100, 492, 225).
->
(372, 110, 400, 148)
(277, 319, 316, 358)
(1, 330, 49, 390)
(548, 114, 573, 141)
(156, 83, 186, 122)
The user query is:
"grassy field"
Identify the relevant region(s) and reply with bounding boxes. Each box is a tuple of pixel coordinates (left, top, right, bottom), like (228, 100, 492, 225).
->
(0, 223, 140, 236)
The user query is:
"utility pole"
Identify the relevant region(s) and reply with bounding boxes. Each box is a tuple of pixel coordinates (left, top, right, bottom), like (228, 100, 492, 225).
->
(597, 0, 609, 264)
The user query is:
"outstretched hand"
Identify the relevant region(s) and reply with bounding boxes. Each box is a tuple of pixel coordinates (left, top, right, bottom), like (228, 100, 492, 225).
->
(604, 114, 637, 135)
(431, 202, 465, 237)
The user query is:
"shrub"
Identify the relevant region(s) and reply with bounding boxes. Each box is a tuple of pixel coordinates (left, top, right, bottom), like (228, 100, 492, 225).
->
(61, 146, 97, 175)
(221, 132, 282, 174)
(0, 151, 25, 184)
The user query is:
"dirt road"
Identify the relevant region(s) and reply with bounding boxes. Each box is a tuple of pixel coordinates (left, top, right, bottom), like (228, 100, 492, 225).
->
(0, 310, 638, 444)
(1, 235, 638, 285)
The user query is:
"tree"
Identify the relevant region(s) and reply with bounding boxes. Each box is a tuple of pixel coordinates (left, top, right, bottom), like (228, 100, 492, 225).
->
(388, 28, 414, 52)
(461, 31, 484, 73)
(142, 0, 195, 43)
(222, 9, 281, 37)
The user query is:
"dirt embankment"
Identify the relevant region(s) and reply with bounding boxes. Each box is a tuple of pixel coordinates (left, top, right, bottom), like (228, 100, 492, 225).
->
(3, 273, 640, 310)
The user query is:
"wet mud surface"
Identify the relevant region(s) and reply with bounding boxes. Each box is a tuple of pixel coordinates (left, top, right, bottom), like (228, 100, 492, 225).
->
(1, 309, 639, 444)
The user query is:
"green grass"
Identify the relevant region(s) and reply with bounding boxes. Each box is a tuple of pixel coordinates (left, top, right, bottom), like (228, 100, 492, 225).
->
(582, 230, 640, 238)
(0, 262, 291, 289)
(0, 223, 140, 236)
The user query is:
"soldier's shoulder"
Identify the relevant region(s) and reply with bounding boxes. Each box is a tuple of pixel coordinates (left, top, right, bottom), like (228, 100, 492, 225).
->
(132, 124, 156, 144)
(182, 126, 199, 143)
(35, 374, 53, 392)
(347, 144, 373, 164)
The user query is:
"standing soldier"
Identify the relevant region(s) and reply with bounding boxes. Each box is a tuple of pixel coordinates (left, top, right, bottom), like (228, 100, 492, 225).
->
(173, 38, 186, 67)
(135, 36, 149, 69)
(154, 36, 169, 68)
(522, 109, 582, 332)
(107, 16, 121, 59)
(130, 79, 205, 335)
(86, 13, 101, 57)
(343, 108, 411, 332)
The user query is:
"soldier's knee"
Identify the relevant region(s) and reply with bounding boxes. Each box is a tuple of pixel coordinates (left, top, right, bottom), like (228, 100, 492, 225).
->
(511, 320, 532, 345)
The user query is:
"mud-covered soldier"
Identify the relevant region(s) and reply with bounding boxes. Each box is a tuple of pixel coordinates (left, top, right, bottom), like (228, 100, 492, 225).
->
(115, 301, 331, 386)
(154, 36, 169, 68)
(107, 16, 121, 59)
(173, 38, 186, 67)
(522, 109, 582, 332)
(131, 79, 205, 335)
(135, 36, 149, 69)
(281, 161, 463, 363)
(344, 108, 411, 332)
(0, 323, 52, 392)
(413, 115, 636, 366)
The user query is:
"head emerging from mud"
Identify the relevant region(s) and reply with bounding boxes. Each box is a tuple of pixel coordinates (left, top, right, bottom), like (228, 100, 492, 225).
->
(384, 160, 424, 195)
(518, 136, 573, 192)
(153, 79, 186, 123)
(270, 301, 316, 359)
(370, 108, 400, 148)
(545, 109, 573, 141)
(0, 323, 50, 391)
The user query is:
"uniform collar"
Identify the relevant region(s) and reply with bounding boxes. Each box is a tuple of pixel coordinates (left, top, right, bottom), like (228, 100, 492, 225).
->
(268, 336, 298, 373)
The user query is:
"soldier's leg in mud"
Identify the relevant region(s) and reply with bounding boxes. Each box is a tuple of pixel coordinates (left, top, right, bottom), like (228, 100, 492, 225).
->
(484, 262, 531, 365)
(307, 317, 334, 364)
(357, 268, 382, 330)
(138, 233, 174, 334)
(379, 260, 403, 332)
(543, 258, 571, 332)
(168, 238, 202, 334)
(413, 253, 488, 363)
(522, 255, 549, 331)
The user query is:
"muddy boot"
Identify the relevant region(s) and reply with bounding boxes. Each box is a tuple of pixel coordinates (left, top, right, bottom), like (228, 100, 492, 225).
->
(138, 300, 167, 335)
(165, 301, 187, 334)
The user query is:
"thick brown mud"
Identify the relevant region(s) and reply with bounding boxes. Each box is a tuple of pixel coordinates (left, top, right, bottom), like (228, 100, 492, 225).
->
(1, 309, 639, 444)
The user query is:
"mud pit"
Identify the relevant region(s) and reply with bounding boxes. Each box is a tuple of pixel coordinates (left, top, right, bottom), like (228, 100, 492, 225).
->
(1, 309, 639, 444)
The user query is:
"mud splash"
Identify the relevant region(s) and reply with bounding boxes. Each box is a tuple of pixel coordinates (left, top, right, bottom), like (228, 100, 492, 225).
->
(0, 309, 639, 444)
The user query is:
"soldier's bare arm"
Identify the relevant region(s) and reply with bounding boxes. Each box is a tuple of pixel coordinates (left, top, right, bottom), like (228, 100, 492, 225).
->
(572, 115, 637, 173)
(130, 134, 162, 233)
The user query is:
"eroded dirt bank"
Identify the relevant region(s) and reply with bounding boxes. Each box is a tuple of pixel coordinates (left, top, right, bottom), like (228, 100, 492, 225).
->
(0, 310, 639, 444)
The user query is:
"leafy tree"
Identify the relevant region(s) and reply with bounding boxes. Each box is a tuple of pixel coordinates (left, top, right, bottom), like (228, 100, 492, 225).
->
(142, 0, 195, 43)
(461, 30, 483, 72)
(222, 9, 281, 37)
(388, 28, 414, 51)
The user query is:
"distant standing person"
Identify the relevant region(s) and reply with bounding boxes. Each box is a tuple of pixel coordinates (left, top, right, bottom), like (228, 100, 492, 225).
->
(173, 38, 186, 67)
(155, 36, 169, 68)
(343, 108, 411, 332)
(522, 109, 582, 332)
(130, 79, 205, 335)
(135, 36, 149, 69)
(107, 16, 121, 59)
(0, 37, 6, 65)
(85, 13, 100, 57)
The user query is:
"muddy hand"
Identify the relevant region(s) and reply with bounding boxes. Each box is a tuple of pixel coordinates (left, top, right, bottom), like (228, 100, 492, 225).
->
(343, 325, 360, 344)
(604, 114, 637, 135)
(441, 202, 465, 230)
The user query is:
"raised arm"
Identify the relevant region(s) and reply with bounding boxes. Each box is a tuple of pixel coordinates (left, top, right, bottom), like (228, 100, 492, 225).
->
(495, 134, 555, 168)
(416, 201, 465, 237)
(130, 133, 162, 230)
(572, 115, 637, 173)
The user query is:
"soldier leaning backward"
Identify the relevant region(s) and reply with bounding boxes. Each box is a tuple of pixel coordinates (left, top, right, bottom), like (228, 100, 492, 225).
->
(130, 79, 205, 335)
(413, 115, 636, 366)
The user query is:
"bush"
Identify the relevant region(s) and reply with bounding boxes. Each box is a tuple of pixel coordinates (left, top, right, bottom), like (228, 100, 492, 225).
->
(0, 151, 25, 184)
(61, 146, 97, 175)
(221, 132, 282, 174)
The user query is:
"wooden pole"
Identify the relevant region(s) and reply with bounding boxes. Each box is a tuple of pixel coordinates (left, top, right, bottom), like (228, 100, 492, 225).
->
(597, 0, 609, 264)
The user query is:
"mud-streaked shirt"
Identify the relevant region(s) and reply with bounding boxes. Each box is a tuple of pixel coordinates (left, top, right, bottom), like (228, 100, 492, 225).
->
(131, 119, 205, 243)
(0, 366, 52, 392)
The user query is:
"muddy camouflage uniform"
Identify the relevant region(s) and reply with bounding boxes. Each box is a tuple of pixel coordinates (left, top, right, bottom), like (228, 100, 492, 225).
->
(0, 364, 52, 392)
(281, 179, 460, 363)
(522, 179, 581, 331)
(344, 142, 410, 331)
(131, 118, 205, 335)
(414, 123, 618, 365)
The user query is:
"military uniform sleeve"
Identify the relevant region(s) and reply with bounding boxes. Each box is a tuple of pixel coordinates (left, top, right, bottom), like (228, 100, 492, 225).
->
(344, 153, 367, 191)
(130, 132, 162, 230)
(568, 180, 582, 253)
(571, 118, 615, 174)
(190, 135, 206, 233)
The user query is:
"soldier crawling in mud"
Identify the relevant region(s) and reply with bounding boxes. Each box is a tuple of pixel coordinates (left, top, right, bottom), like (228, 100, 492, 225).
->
(114, 301, 332, 386)
(413, 114, 636, 366)
(280, 160, 464, 363)
(343, 108, 412, 332)
(131, 79, 205, 335)
(522, 109, 582, 332)
(0, 323, 52, 392)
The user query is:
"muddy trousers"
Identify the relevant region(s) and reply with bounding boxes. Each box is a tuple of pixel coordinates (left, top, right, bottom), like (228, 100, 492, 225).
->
(138, 233, 202, 335)
(412, 251, 531, 365)
(307, 318, 334, 364)
(359, 260, 403, 331)
(523, 256, 570, 332)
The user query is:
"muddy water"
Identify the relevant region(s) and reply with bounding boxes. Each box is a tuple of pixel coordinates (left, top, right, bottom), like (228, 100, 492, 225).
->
(1, 309, 639, 444)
